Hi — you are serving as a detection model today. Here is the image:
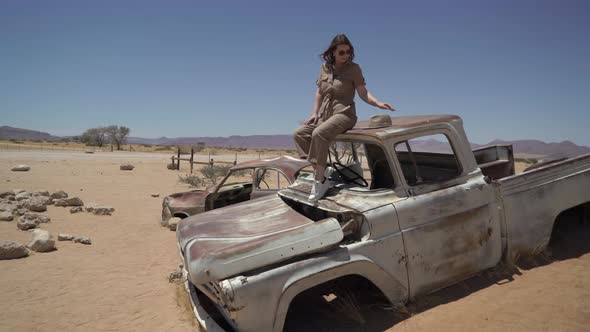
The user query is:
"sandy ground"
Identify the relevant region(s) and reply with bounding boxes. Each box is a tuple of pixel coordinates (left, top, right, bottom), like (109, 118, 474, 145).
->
(1, 151, 588, 331)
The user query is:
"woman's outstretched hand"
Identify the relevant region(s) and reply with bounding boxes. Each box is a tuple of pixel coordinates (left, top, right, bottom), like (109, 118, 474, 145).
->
(376, 102, 395, 111)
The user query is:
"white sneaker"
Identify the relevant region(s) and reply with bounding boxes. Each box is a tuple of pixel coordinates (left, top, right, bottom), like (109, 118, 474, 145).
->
(309, 178, 330, 201)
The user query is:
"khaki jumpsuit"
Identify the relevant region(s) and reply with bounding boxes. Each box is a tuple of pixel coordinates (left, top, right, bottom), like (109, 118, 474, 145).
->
(294, 61, 365, 167)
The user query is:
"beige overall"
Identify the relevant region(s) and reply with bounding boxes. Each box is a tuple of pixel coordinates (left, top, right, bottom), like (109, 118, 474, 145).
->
(294, 62, 365, 167)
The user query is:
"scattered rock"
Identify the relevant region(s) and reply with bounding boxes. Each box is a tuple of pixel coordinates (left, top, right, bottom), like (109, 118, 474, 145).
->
(54, 199, 67, 207)
(64, 197, 84, 206)
(21, 213, 50, 224)
(168, 217, 181, 231)
(168, 265, 184, 283)
(57, 233, 74, 241)
(28, 229, 56, 252)
(50, 190, 68, 199)
(0, 203, 15, 213)
(32, 190, 50, 197)
(17, 218, 38, 230)
(15, 192, 31, 201)
(0, 240, 29, 260)
(0, 211, 14, 221)
(15, 208, 28, 216)
(120, 164, 135, 171)
(92, 206, 114, 216)
(73, 236, 92, 245)
(25, 197, 48, 212)
(11, 165, 31, 172)
(151, 193, 160, 198)
(70, 206, 84, 213)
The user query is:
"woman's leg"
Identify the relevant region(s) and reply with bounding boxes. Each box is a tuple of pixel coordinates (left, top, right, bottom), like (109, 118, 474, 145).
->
(293, 123, 316, 160)
(308, 113, 357, 181)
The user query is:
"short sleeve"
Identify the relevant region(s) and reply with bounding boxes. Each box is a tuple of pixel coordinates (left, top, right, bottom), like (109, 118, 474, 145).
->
(315, 64, 326, 87)
(352, 64, 366, 87)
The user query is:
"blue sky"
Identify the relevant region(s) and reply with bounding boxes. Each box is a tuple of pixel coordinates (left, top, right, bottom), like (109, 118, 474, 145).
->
(1, 0, 589, 145)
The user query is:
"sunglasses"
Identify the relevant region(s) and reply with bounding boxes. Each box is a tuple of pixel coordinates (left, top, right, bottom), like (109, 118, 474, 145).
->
(337, 49, 352, 56)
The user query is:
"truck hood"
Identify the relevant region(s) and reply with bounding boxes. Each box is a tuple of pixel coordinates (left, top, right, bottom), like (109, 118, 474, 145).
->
(166, 189, 209, 208)
(176, 195, 344, 285)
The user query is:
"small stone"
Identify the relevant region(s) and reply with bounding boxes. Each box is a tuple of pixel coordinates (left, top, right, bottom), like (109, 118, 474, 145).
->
(73, 236, 91, 245)
(0, 203, 15, 213)
(0, 240, 29, 260)
(21, 213, 51, 224)
(70, 206, 84, 213)
(57, 233, 74, 241)
(17, 218, 38, 230)
(64, 197, 84, 207)
(32, 190, 50, 197)
(11, 165, 31, 172)
(25, 197, 48, 212)
(13, 189, 26, 195)
(0, 211, 14, 221)
(92, 206, 114, 216)
(85, 203, 96, 213)
(15, 192, 31, 201)
(15, 208, 28, 216)
(28, 229, 56, 252)
(151, 193, 160, 198)
(168, 217, 181, 231)
(0, 191, 13, 198)
(53, 199, 67, 207)
(120, 164, 135, 171)
(50, 190, 68, 199)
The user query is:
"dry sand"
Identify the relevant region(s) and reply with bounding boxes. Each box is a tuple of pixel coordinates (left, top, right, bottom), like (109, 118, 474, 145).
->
(1, 151, 588, 331)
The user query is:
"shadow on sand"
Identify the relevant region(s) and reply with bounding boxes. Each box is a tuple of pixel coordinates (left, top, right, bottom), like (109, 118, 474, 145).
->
(284, 209, 590, 332)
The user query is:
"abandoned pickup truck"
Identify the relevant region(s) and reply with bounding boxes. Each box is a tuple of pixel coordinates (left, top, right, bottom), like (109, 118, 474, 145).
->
(162, 156, 309, 225)
(176, 114, 590, 332)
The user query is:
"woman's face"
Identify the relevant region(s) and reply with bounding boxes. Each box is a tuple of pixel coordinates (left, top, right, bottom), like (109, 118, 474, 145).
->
(333, 44, 351, 66)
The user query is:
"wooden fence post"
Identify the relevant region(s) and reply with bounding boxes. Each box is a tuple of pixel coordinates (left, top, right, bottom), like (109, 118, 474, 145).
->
(177, 148, 181, 170)
(190, 148, 194, 174)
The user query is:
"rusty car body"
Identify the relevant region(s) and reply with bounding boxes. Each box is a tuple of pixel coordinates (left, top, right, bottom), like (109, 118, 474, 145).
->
(161, 156, 310, 226)
(176, 114, 590, 331)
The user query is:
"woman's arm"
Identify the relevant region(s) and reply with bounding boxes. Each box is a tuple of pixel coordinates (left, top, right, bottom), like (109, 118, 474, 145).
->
(356, 84, 395, 111)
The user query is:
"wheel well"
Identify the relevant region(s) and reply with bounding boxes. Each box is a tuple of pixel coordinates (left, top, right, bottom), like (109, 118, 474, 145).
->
(548, 201, 590, 259)
(283, 274, 390, 331)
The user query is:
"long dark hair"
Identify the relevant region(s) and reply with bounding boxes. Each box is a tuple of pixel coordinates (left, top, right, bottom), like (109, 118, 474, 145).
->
(321, 34, 355, 68)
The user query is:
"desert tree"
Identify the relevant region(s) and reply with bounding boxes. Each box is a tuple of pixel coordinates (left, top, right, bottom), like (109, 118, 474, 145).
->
(81, 127, 108, 147)
(106, 125, 130, 150)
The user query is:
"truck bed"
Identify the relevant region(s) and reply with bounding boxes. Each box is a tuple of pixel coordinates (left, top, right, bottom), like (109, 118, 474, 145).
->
(496, 153, 590, 258)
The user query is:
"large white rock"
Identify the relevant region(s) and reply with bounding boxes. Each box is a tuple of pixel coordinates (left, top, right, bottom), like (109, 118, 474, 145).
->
(28, 230, 56, 252)
(11, 165, 30, 172)
(0, 240, 29, 260)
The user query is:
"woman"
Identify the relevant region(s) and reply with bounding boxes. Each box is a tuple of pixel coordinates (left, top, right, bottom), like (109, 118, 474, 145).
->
(294, 34, 395, 201)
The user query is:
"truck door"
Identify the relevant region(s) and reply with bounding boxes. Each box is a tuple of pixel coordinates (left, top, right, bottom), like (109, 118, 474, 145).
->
(392, 133, 503, 298)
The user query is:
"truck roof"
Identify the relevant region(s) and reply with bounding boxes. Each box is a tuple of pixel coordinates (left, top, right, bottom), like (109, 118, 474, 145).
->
(342, 114, 461, 140)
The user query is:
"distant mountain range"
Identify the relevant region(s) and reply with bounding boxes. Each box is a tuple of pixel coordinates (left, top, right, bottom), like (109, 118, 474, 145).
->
(2, 125, 589, 159)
